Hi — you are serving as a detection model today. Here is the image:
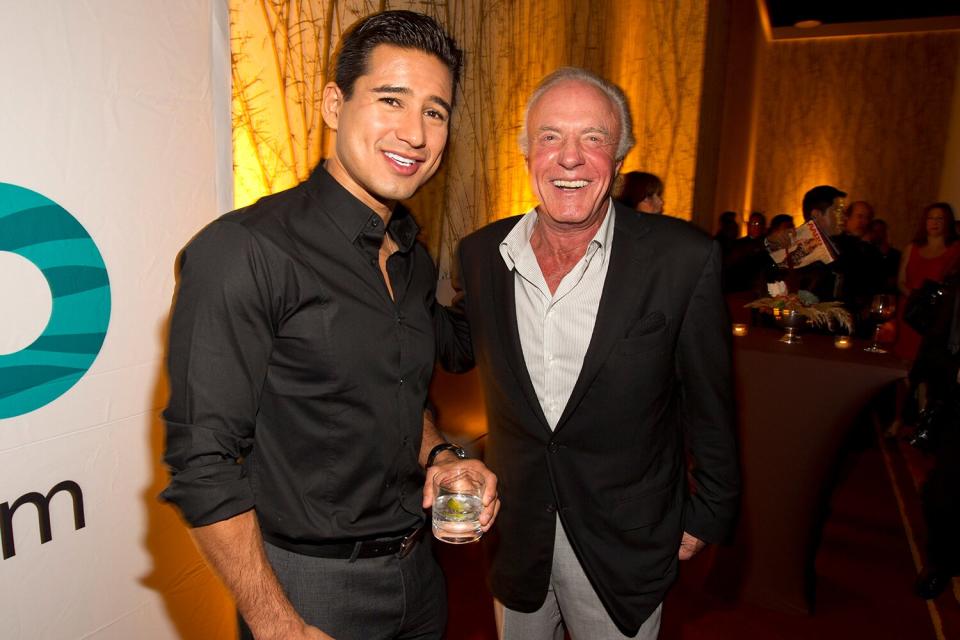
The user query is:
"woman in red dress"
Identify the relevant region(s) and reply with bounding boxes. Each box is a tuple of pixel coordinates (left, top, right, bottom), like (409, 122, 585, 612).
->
(888, 203, 960, 437)
(895, 203, 960, 361)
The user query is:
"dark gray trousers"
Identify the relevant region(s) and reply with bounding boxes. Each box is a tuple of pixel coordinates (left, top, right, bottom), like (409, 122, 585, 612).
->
(239, 536, 446, 639)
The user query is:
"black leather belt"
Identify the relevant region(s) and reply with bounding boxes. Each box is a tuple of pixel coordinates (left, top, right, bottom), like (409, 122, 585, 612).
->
(265, 526, 424, 561)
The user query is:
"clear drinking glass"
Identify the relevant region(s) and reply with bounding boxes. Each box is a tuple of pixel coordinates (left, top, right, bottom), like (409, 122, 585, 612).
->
(865, 293, 896, 353)
(431, 468, 484, 544)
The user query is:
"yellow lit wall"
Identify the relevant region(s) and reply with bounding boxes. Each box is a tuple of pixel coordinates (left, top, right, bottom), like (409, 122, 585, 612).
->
(231, 0, 349, 205)
(230, 0, 708, 272)
(751, 31, 960, 247)
(607, 2, 707, 223)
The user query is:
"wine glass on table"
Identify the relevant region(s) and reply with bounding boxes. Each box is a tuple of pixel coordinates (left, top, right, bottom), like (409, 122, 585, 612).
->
(864, 293, 896, 353)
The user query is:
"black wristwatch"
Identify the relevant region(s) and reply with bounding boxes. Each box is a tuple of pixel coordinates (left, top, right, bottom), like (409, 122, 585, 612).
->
(427, 442, 467, 467)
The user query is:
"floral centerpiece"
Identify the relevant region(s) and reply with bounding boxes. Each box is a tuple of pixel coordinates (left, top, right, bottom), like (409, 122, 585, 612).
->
(745, 281, 853, 334)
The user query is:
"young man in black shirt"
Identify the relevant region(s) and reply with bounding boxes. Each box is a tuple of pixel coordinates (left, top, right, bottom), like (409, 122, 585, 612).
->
(161, 11, 496, 639)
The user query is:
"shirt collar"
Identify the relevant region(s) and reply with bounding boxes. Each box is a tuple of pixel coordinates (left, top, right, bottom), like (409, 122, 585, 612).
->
(500, 199, 616, 270)
(306, 163, 420, 257)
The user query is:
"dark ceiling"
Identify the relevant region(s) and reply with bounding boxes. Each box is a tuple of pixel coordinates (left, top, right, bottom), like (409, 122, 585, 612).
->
(763, 1, 960, 29)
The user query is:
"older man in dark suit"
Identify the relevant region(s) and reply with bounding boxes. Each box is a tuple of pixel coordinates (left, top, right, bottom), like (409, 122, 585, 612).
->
(454, 68, 740, 639)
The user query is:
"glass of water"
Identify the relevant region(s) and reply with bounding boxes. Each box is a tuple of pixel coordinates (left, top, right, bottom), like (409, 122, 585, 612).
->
(432, 468, 484, 544)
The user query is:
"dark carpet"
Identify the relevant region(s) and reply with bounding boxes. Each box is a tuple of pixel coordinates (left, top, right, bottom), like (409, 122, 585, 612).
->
(438, 436, 959, 639)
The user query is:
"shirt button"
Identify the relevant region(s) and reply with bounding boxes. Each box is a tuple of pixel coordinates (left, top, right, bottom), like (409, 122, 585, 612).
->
(399, 378, 405, 385)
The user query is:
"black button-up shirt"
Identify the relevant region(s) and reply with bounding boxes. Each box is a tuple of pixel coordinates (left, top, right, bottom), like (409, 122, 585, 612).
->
(161, 166, 448, 548)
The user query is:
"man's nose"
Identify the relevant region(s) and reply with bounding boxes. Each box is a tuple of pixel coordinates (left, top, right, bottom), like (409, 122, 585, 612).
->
(557, 138, 584, 168)
(396, 110, 426, 148)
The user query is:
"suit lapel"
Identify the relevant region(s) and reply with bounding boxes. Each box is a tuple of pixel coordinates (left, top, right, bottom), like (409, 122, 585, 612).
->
(554, 208, 653, 432)
(490, 236, 552, 435)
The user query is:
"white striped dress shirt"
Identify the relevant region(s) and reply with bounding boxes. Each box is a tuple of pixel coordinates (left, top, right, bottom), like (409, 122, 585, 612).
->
(499, 202, 615, 430)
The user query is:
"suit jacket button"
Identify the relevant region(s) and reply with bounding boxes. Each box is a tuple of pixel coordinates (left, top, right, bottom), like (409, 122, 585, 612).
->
(546, 504, 557, 513)
(548, 442, 559, 453)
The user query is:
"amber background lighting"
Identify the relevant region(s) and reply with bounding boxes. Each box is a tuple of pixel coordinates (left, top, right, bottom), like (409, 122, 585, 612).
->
(230, 0, 960, 263)
(230, 0, 708, 272)
(751, 31, 959, 241)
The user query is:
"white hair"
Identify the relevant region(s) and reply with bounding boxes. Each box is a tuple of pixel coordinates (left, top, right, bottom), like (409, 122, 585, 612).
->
(518, 67, 635, 161)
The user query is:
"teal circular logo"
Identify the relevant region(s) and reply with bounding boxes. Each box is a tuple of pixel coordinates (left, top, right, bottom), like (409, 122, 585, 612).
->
(0, 183, 111, 419)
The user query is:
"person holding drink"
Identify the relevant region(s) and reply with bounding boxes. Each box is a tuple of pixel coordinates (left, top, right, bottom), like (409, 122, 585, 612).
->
(431, 466, 487, 543)
(161, 10, 496, 640)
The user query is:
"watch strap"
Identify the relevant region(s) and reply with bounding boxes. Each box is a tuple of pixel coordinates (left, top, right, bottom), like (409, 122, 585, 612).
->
(427, 442, 466, 467)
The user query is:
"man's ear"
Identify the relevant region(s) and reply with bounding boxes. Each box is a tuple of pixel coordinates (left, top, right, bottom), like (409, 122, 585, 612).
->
(321, 82, 343, 130)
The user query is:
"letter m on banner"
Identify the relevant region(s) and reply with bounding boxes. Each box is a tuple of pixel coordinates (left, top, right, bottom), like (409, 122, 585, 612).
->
(1, 480, 85, 559)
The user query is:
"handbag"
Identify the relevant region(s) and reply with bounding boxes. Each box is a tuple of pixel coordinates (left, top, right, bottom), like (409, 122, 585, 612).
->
(903, 279, 946, 334)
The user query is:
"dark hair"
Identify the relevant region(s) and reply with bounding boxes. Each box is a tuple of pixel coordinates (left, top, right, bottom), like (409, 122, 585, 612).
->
(847, 200, 875, 219)
(748, 211, 766, 226)
(334, 11, 463, 106)
(768, 214, 795, 233)
(913, 202, 958, 246)
(801, 185, 846, 220)
(616, 171, 663, 208)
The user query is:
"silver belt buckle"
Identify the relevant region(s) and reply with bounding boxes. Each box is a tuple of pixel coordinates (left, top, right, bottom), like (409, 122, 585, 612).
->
(398, 526, 421, 558)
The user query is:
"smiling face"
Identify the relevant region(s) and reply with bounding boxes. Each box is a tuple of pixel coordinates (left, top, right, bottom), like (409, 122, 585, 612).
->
(525, 79, 622, 231)
(322, 44, 453, 217)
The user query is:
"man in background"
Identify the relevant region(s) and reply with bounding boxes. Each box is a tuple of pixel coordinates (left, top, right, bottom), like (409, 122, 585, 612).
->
(724, 211, 770, 293)
(844, 200, 875, 238)
(865, 218, 901, 293)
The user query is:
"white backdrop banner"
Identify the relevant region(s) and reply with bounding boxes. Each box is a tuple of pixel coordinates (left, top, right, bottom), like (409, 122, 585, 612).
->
(0, 2, 235, 638)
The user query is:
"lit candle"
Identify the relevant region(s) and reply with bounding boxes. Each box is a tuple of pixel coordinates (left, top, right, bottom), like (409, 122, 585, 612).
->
(834, 335, 851, 349)
(732, 323, 748, 337)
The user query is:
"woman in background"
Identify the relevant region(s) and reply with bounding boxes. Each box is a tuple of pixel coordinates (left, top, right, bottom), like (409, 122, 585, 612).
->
(888, 202, 960, 437)
(895, 203, 960, 361)
(615, 171, 664, 214)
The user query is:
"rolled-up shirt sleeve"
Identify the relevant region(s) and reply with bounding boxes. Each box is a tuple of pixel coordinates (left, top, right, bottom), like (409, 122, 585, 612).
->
(161, 220, 276, 527)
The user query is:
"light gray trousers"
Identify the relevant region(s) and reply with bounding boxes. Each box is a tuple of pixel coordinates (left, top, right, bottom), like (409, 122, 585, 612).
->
(498, 518, 662, 640)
